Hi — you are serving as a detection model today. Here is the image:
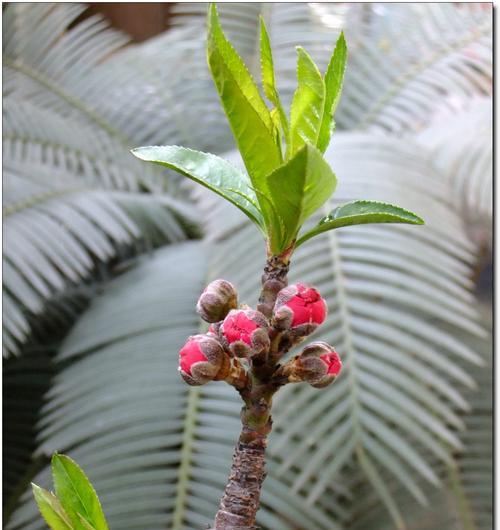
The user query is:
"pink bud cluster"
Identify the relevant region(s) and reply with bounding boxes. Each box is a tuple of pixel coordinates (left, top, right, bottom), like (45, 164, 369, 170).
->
(178, 278, 342, 388)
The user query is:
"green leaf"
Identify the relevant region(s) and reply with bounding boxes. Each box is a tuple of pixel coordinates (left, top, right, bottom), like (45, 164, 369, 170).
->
(252, 185, 285, 253)
(317, 32, 347, 153)
(289, 47, 326, 156)
(296, 200, 425, 247)
(260, 16, 290, 145)
(52, 454, 109, 530)
(78, 515, 97, 530)
(207, 4, 282, 188)
(131, 145, 264, 230)
(32, 484, 74, 530)
(266, 143, 337, 253)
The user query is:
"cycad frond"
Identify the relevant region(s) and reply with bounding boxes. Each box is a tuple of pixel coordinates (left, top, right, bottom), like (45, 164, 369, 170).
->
(347, 320, 492, 530)
(3, 3, 230, 151)
(337, 3, 492, 133)
(3, 4, 130, 143)
(452, 318, 492, 530)
(3, 158, 198, 357)
(3, 4, 491, 529)
(3, 98, 164, 192)
(417, 98, 492, 247)
(101, 26, 231, 149)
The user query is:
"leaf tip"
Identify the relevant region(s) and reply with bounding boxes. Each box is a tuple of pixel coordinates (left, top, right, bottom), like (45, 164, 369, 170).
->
(208, 2, 219, 26)
(130, 147, 148, 161)
(207, 2, 219, 38)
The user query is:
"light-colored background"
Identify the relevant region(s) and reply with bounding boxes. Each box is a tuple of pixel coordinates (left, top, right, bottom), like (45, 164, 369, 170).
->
(3, 3, 492, 530)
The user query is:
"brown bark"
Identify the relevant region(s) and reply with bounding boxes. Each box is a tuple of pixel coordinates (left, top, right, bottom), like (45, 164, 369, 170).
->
(210, 256, 290, 529)
(210, 422, 269, 530)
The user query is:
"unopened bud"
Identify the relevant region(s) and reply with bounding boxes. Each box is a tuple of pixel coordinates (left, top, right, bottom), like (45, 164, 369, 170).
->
(196, 279, 238, 323)
(295, 341, 342, 388)
(178, 334, 227, 386)
(273, 283, 327, 339)
(220, 309, 270, 358)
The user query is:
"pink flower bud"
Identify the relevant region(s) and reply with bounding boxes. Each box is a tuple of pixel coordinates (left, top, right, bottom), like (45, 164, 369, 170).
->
(220, 309, 270, 357)
(296, 341, 342, 388)
(178, 334, 226, 386)
(196, 279, 238, 323)
(273, 284, 327, 339)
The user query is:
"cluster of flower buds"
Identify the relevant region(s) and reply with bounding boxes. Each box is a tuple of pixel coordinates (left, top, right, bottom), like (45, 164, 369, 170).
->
(178, 277, 341, 389)
(279, 342, 342, 388)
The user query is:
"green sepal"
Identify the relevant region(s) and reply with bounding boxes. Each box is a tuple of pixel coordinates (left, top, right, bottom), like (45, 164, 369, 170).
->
(296, 200, 425, 247)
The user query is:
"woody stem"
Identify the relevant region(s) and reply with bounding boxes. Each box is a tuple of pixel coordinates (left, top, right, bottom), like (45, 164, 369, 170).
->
(210, 256, 289, 530)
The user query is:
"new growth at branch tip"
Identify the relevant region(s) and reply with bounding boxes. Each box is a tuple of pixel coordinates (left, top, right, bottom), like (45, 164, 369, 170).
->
(131, 3, 424, 263)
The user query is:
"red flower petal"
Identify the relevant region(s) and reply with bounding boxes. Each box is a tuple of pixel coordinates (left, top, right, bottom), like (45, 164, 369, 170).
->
(310, 298, 327, 324)
(222, 311, 259, 345)
(179, 339, 207, 375)
(285, 285, 327, 326)
(320, 352, 342, 375)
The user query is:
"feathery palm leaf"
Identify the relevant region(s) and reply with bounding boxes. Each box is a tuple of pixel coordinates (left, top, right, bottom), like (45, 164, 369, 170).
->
(3, 3, 239, 153)
(3, 156, 198, 357)
(335, 3, 492, 132)
(3, 4, 130, 142)
(417, 98, 492, 247)
(3, 4, 205, 358)
(348, 315, 492, 530)
(3, 98, 164, 192)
